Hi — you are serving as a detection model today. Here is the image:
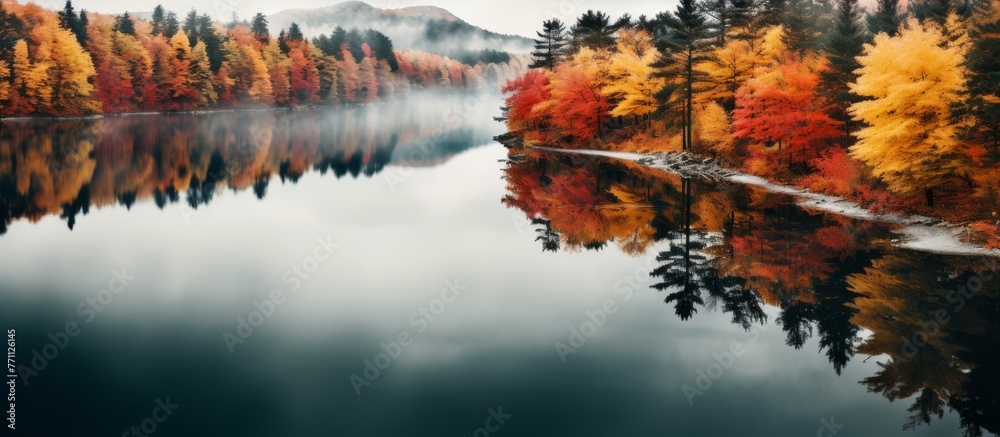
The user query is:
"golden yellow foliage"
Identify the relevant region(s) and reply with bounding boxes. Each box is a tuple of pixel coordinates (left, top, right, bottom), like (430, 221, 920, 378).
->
(696, 102, 734, 156)
(849, 17, 972, 195)
(603, 29, 665, 118)
(696, 26, 786, 105)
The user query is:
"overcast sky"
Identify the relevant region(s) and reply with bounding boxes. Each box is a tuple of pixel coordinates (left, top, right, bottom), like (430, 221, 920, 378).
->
(57, 0, 676, 38)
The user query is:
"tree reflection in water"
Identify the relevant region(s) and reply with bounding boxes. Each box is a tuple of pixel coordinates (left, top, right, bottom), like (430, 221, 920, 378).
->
(503, 148, 1000, 435)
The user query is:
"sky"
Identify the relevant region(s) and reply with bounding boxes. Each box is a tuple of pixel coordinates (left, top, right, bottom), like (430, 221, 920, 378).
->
(47, 0, 676, 38)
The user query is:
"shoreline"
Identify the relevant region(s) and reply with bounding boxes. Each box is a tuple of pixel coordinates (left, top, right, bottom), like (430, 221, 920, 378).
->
(0, 90, 501, 122)
(533, 146, 1000, 258)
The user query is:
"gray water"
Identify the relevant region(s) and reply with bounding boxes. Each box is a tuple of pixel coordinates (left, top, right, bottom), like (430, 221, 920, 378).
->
(0, 94, 995, 436)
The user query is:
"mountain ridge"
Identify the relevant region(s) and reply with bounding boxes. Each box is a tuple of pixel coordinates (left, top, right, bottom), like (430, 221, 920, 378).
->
(268, 1, 533, 55)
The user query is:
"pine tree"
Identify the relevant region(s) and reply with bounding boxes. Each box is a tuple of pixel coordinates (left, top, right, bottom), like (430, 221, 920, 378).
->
(0, 2, 25, 59)
(700, 0, 731, 45)
(77, 10, 88, 47)
(151, 5, 165, 35)
(198, 14, 224, 72)
(115, 12, 135, 36)
(288, 23, 304, 42)
(365, 29, 398, 71)
(58, 1, 79, 34)
(965, 0, 1000, 150)
(251, 13, 270, 44)
(163, 12, 180, 38)
(277, 30, 290, 54)
(824, 0, 866, 140)
(183, 10, 199, 45)
(331, 27, 347, 59)
(530, 19, 569, 70)
(659, 0, 709, 151)
(867, 0, 901, 36)
(571, 10, 616, 50)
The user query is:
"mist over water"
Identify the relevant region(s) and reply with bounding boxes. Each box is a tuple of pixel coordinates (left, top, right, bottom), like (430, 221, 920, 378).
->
(0, 94, 995, 436)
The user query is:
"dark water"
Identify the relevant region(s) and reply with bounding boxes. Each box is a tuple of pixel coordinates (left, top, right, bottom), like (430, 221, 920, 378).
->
(0, 94, 997, 437)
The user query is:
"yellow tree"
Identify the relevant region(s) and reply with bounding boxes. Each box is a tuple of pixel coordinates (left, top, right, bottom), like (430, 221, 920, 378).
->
(262, 41, 290, 105)
(11, 39, 52, 114)
(244, 45, 273, 103)
(697, 25, 786, 109)
(168, 32, 198, 109)
(849, 17, 972, 206)
(48, 26, 99, 114)
(603, 29, 664, 121)
(190, 41, 218, 106)
(0, 59, 9, 103)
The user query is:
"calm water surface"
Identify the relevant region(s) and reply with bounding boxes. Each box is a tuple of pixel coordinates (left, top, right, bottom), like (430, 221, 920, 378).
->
(0, 94, 996, 436)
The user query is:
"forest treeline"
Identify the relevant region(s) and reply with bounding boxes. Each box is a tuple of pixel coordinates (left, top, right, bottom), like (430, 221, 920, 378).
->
(0, 0, 528, 116)
(502, 0, 1000, 244)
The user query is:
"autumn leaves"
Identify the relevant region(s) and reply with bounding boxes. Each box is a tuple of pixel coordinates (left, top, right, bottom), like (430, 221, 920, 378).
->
(505, 3, 1000, 223)
(0, 1, 528, 117)
(849, 18, 971, 205)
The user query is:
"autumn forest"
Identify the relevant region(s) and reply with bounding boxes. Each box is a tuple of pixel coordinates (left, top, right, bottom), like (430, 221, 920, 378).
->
(0, 0, 527, 116)
(501, 0, 1000, 247)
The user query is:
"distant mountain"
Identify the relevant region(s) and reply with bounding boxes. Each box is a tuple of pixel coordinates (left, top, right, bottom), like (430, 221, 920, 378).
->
(268, 1, 533, 55)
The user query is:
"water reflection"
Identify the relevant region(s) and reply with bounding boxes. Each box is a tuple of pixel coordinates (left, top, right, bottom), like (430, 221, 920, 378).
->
(503, 148, 1000, 435)
(0, 95, 498, 236)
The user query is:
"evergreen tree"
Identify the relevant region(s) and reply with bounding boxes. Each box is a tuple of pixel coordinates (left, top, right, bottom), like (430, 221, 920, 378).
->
(365, 29, 398, 71)
(277, 30, 289, 54)
(197, 14, 224, 72)
(966, 0, 1000, 150)
(867, 0, 901, 36)
(0, 2, 25, 59)
(58, 0, 78, 32)
(183, 10, 199, 44)
(571, 10, 616, 50)
(782, 0, 821, 52)
(288, 22, 304, 42)
(57, 1, 86, 46)
(346, 28, 364, 61)
(163, 12, 180, 38)
(313, 34, 333, 55)
(913, 0, 953, 25)
(76, 10, 88, 47)
(659, 0, 709, 151)
(728, 0, 759, 32)
(115, 12, 136, 36)
(823, 0, 866, 140)
(151, 5, 165, 35)
(700, 0, 731, 45)
(251, 13, 270, 44)
(331, 26, 347, 59)
(530, 19, 569, 70)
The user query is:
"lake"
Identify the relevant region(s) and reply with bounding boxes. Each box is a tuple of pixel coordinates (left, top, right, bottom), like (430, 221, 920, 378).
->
(1, 93, 997, 436)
